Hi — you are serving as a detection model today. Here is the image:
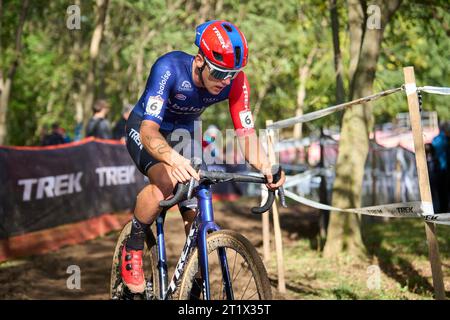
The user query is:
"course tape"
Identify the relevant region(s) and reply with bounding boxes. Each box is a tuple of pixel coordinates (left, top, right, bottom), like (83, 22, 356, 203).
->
(283, 189, 450, 226)
(267, 87, 403, 130)
(267, 85, 449, 131)
(283, 169, 322, 189)
(405, 83, 417, 96)
(418, 86, 450, 96)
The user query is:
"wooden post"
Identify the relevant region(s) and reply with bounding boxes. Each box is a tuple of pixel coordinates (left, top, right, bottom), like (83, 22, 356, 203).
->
(266, 120, 286, 294)
(403, 66, 446, 300)
(318, 128, 329, 246)
(261, 184, 271, 263)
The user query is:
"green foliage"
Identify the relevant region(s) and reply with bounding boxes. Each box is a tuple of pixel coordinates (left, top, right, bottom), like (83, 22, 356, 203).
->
(1, 0, 449, 145)
(374, 2, 450, 123)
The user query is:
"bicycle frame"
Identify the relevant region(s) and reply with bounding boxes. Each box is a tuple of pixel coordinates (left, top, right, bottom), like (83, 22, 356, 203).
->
(156, 183, 234, 300)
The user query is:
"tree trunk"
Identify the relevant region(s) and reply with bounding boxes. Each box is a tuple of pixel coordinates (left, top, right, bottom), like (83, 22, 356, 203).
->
(215, 0, 223, 14)
(323, 0, 401, 259)
(135, 26, 151, 93)
(0, 78, 12, 145)
(82, 0, 109, 127)
(198, 0, 211, 25)
(329, 0, 345, 105)
(133, 0, 182, 94)
(253, 59, 281, 123)
(293, 48, 317, 140)
(0, 0, 3, 55)
(253, 84, 269, 124)
(0, 0, 29, 145)
(347, 0, 364, 83)
(317, 0, 345, 244)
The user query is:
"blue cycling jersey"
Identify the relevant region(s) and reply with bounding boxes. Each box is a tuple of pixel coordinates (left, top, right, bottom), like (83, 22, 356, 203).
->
(132, 51, 233, 132)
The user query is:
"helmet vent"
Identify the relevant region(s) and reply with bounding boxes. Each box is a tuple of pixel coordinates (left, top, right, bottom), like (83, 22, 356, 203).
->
(222, 23, 233, 32)
(212, 51, 223, 62)
(234, 46, 241, 66)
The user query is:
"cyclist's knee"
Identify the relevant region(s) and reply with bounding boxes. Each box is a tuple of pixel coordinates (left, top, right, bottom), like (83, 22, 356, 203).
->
(138, 182, 176, 205)
(137, 184, 164, 204)
(147, 163, 177, 197)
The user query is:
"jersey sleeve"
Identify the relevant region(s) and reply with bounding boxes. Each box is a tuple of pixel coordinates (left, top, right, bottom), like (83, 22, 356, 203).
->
(228, 71, 255, 137)
(141, 58, 175, 125)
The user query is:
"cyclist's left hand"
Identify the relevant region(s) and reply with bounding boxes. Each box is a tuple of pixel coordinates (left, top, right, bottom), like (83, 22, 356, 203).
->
(262, 166, 286, 191)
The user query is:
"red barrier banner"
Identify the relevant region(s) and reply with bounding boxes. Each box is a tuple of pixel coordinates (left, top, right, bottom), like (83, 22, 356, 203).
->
(0, 138, 147, 260)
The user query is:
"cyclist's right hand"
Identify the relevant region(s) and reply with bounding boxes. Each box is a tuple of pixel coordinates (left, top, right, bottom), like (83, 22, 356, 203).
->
(170, 156, 200, 183)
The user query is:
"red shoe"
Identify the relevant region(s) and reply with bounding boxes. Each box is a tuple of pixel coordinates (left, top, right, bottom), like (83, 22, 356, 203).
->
(121, 246, 146, 293)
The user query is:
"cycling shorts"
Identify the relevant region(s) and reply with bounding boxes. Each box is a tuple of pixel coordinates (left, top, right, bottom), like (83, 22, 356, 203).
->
(126, 111, 202, 213)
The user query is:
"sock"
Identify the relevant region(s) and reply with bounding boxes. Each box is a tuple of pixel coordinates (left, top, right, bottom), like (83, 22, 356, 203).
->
(126, 217, 151, 251)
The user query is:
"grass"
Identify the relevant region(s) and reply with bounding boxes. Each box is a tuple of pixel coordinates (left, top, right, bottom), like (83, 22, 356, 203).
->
(266, 217, 450, 300)
(0, 259, 27, 269)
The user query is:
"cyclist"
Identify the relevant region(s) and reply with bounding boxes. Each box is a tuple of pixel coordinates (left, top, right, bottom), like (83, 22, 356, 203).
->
(122, 20, 286, 293)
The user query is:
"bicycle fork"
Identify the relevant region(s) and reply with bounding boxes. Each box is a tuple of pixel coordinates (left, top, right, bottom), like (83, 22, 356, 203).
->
(197, 184, 234, 300)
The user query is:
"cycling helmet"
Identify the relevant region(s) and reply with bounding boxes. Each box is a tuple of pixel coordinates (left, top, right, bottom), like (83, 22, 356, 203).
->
(194, 20, 248, 70)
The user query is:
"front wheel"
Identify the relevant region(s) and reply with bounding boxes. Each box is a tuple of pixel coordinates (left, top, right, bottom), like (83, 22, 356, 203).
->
(175, 230, 272, 300)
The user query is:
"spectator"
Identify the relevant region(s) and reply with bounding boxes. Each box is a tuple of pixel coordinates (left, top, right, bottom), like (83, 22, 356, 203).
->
(112, 104, 133, 142)
(41, 123, 66, 146)
(57, 126, 72, 143)
(39, 125, 49, 145)
(85, 99, 112, 139)
(425, 143, 440, 211)
(431, 122, 450, 213)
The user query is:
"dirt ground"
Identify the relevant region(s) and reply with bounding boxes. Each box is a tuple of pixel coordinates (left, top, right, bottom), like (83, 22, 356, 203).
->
(0, 199, 318, 300)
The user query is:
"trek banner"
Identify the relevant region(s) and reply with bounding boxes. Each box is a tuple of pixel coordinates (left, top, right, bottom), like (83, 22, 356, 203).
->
(0, 138, 146, 238)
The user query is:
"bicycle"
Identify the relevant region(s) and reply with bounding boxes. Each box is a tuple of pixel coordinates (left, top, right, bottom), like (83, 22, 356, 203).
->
(110, 163, 286, 300)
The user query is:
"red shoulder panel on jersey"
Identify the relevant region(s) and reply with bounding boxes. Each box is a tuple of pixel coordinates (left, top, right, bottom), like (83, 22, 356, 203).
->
(228, 72, 255, 137)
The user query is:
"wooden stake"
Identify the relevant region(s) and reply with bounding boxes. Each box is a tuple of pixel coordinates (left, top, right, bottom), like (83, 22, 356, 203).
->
(266, 120, 286, 293)
(403, 66, 445, 300)
(261, 184, 271, 263)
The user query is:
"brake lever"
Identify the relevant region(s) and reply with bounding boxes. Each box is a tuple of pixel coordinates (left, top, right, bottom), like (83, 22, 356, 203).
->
(278, 186, 287, 208)
(187, 177, 196, 200)
(187, 158, 202, 200)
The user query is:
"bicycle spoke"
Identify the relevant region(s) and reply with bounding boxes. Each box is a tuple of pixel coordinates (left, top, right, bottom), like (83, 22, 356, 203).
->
(231, 249, 238, 282)
(232, 259, 244, 283)
(219, 251, 224, 300)
(239, 271, 254, 300)
(246, 290, 258, 300)
(179, 231, 272, 300)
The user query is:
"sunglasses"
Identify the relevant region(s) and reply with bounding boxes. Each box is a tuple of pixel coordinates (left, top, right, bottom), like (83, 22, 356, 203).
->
(204, 57, 242, 80)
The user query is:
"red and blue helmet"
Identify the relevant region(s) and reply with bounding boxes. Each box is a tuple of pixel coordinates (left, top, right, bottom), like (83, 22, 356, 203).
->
(195, 20, 248, 70)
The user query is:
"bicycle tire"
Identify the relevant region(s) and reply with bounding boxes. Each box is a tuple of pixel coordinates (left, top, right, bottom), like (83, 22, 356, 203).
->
(110, 221, 160, 300)
(175, 230, 272, 300)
